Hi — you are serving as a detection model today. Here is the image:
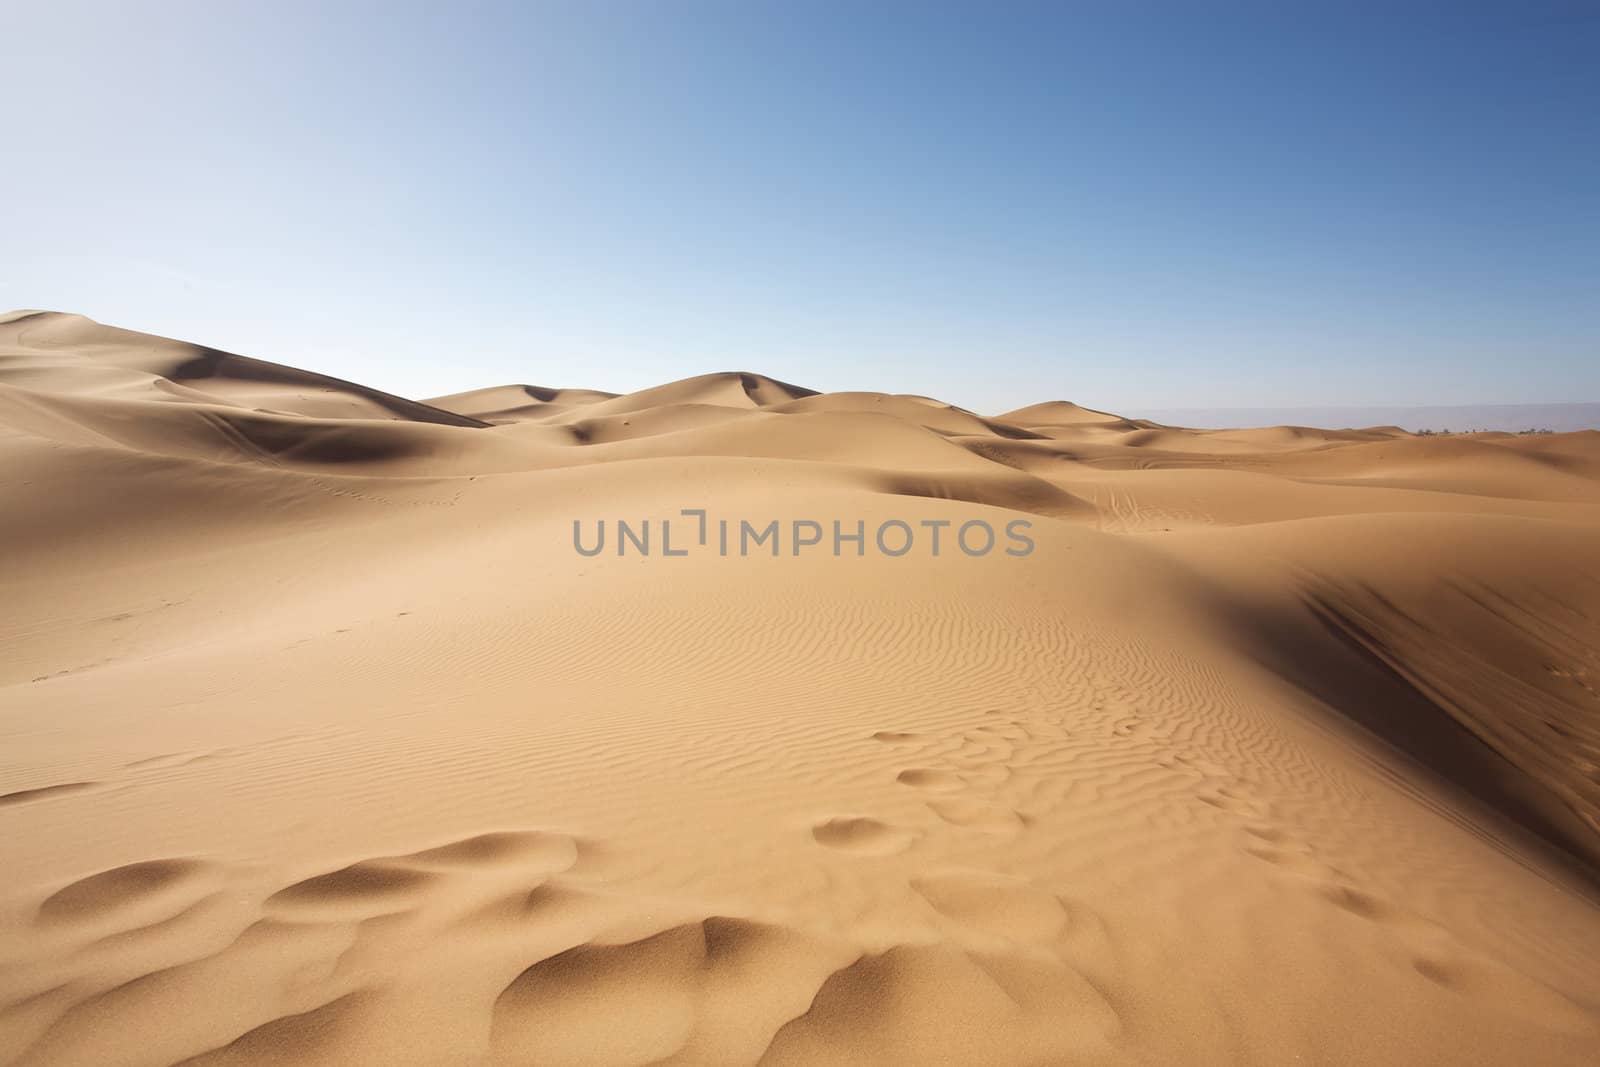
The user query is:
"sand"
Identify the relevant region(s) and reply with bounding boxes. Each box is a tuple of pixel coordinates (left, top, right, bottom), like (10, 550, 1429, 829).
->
(2, 309, 1599, 1065)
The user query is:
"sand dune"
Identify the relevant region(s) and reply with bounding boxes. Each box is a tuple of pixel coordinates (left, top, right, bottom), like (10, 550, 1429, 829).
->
(773, 393, 1047, 441)
(1, 311, 483, 427)
(426, 385, 622, 424)
(536, 371, 818, 421)
(2, 313, 1599, 1065)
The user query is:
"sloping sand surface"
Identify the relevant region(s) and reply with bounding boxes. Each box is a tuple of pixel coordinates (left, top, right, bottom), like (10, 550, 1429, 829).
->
(426, 385, 622, 424)
(3, 312, 1599, 1065)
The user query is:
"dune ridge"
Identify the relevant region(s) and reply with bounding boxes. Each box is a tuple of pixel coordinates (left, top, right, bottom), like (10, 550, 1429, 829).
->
(2, 312, 1599, 1065)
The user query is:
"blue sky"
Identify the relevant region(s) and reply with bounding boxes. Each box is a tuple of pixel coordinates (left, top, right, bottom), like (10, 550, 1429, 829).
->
(5, 1, 1596, 414)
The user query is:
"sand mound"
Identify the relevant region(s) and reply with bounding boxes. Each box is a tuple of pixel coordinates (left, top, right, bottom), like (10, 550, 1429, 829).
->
(996, 399, 1138, 429)
(426, 385, 620, 423)
(569, 371, 818, 419)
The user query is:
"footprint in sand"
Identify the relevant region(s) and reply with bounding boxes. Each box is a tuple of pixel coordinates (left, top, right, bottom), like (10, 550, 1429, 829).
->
(1240, 823, 1299, 847)
(1111, 717, 1153, 740)
(953, 732, 1017, 769)
(895, 768, 965, 793)
(1402, 944, 1596, 1035)
(1156, 751, 1229, 778)
(926, 796, 1027, 836)
(1155, 753, 1203, 777)
(912, 870, 1068, 941)
(1237, 822, 1350, 880)
(1247, 847, 1341, 880)
(871, 731, 923, 744)
(1291, 873, 1596, 1035)
(811, 816, 918, 855)
(1195, 784, 1266, 819)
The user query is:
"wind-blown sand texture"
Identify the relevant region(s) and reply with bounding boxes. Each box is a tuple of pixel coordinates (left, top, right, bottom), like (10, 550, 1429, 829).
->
(3, 310, 1599, 1065)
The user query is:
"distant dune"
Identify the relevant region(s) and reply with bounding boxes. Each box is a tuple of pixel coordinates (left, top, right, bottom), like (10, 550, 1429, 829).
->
(1132, 402, 1600, 433)
(3, 312, 1599, 1065)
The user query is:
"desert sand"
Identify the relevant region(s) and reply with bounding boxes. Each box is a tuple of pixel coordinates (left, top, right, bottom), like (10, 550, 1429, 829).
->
(2, 309, 1599, 1065)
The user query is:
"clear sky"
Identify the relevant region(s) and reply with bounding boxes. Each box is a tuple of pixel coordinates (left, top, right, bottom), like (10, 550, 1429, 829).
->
(5, 1, 1596, 414)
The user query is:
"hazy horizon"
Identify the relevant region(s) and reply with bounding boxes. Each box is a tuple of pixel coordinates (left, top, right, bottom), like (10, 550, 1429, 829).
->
(1128, 401, 1600, 433)
(6, 2, 1597, 412)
